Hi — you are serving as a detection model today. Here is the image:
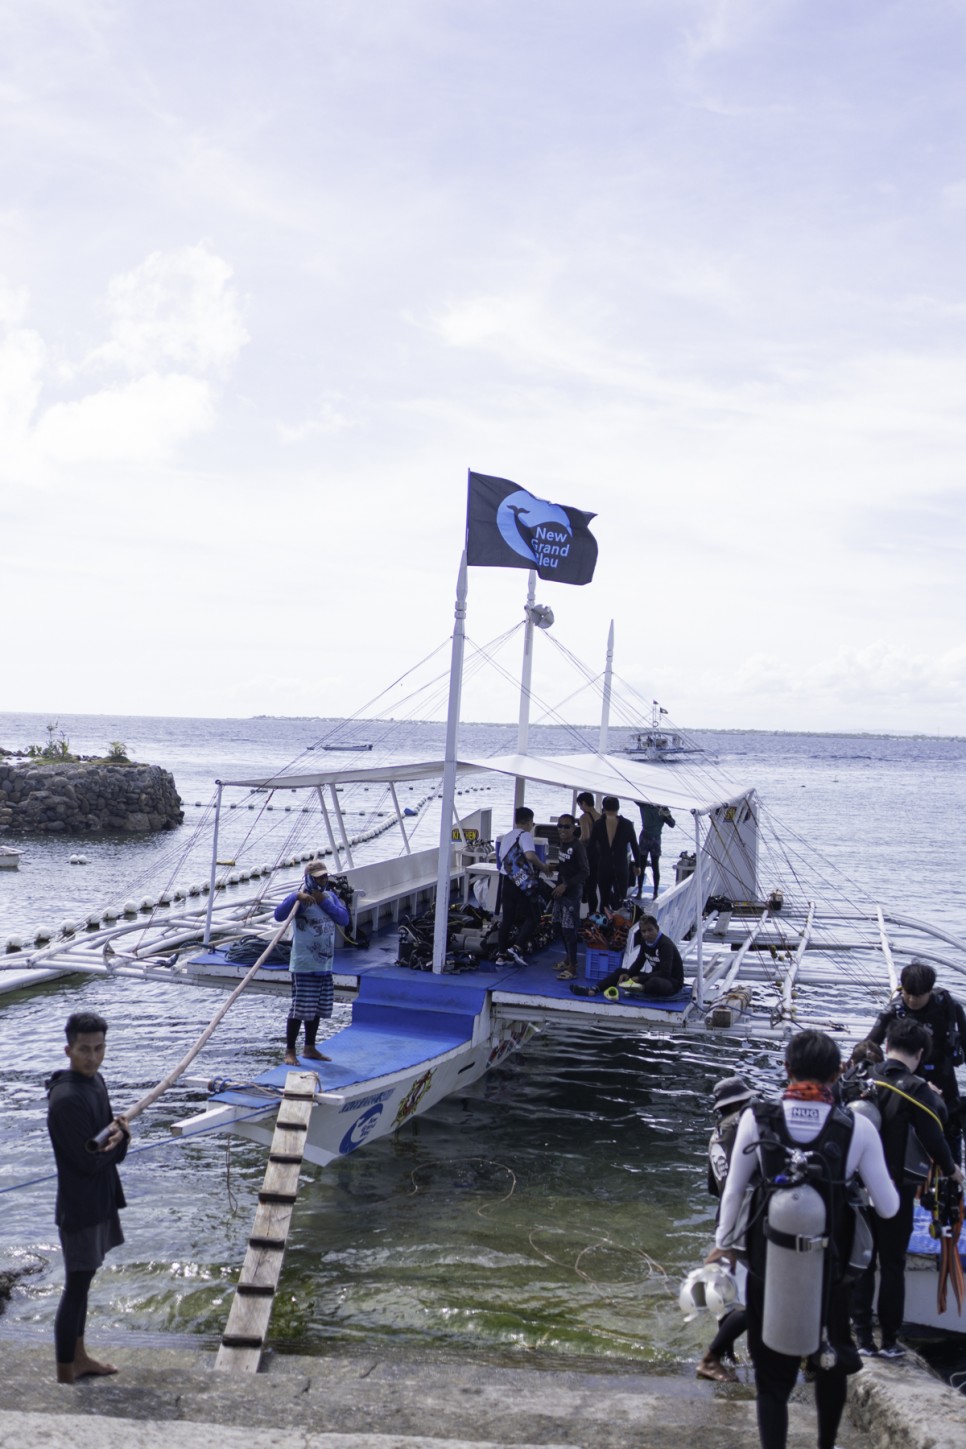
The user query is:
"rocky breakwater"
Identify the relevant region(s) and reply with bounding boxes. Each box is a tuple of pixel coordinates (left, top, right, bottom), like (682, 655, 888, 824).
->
(0, 762, 183, 834)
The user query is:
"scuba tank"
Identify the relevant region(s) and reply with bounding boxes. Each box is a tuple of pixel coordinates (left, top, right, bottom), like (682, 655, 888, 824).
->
(849, 1097, 882, 1132)
(762, 1153, 828, 1356)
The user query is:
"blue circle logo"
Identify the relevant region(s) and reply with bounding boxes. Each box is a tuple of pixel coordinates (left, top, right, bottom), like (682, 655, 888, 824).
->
(339, 1103, 384, 1154)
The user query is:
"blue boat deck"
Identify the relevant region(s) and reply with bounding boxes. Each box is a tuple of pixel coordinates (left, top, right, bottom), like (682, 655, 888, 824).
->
(199, 925, 692, 1112)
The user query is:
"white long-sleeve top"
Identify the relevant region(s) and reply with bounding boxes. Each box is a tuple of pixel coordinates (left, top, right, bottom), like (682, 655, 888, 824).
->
(715, 1099, 900, 1251)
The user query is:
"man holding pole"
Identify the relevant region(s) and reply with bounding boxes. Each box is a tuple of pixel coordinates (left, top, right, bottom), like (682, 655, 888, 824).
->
(47, 1010, 130, 1385)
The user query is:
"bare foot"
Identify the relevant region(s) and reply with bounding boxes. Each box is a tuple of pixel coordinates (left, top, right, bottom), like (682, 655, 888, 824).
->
(302, 1045, 331, 1061)
(283, 1049, 298, 1066)
(73, 1355, 119, 1378)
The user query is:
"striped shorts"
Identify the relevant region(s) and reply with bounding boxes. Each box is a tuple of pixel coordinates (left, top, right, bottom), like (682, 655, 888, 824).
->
(288, 970, 334, 1021)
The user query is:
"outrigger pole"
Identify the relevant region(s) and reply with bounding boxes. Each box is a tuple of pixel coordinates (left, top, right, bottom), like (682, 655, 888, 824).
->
(431, 553, 469, 973)
(597, 619, 614, 754)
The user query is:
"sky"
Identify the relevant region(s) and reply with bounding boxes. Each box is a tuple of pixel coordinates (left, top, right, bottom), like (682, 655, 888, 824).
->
(2, 0, 965, 735)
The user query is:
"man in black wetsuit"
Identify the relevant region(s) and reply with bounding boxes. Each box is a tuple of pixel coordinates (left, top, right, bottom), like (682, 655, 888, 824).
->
(867, 960, 966, 1166)
(590, 796, 640, 909)
(47, 1010, 130, 1384)
(851, 1017, 964, 1359)
(551, 813, 589, 980)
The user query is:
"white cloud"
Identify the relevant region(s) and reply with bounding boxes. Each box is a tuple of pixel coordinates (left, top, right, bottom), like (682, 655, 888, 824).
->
(278, 394, 352, 444)
(86, 245, 249, 377)
(941, 178, 966, 210)
(0, 320, 44, 445)
(0, 277, 29, 327)
(32, 372, 214, 465)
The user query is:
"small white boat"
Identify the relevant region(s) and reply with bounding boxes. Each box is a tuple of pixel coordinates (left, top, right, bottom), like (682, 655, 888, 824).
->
(0, 846, 21, 871)
(624, 702, 702, 763)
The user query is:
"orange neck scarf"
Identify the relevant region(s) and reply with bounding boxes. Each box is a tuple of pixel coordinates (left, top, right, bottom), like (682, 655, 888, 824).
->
(783, 1080, 835, 1105)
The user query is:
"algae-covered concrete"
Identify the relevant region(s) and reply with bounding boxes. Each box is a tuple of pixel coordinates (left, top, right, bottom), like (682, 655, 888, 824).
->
(0, 1343, 962, 1449)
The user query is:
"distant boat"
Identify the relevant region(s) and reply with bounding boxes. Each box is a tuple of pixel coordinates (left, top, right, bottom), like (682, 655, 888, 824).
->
(624, 702, 701, 764)
(0, 846, 21, 871)
(321, 743, 373, 752)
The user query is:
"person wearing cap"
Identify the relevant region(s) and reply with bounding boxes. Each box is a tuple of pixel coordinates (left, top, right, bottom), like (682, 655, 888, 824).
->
(274, 865, 350, 1065)
(697, 1075, 756, 1382)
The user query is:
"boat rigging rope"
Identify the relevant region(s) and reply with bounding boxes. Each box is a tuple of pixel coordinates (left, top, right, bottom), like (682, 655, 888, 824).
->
(87, 900, 301, 1150)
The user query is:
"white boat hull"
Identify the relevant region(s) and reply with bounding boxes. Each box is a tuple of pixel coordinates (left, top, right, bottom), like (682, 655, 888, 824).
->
(175, 1016, 536, 1168)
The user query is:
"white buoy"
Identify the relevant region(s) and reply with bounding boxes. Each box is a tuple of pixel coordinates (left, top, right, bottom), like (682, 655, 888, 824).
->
(158, 892, 172, 905)
(201, 882, 210, 893)
(228, 873, 239, 885)
(6, 937, 23, 952)
(187, 884, 200, 897)
(69, 854, 80, 865)
(86, 914, 101, 928)
(35, 926, 54, 942)
(122, 901, 138, 915)
(215, 879, 226, 890)
(139, 897, 155, 911)
(173, 888, 185, 900)
(102, 907, 119, 922)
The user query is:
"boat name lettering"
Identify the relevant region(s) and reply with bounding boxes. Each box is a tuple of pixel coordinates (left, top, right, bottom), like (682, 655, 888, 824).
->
(340, 1090, 394, 1115)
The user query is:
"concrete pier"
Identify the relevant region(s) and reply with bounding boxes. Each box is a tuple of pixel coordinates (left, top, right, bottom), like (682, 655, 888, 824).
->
(0, 1343, 963, 1449)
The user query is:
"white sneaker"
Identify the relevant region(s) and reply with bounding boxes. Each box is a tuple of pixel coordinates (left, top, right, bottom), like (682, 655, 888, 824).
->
(507, 946, 528, 966)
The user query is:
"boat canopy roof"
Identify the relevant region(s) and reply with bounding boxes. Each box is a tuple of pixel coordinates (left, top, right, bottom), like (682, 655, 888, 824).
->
(219, 751, 751, 817)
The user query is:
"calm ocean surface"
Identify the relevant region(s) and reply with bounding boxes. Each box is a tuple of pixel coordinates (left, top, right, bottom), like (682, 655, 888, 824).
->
(2, 712, 965, 1368)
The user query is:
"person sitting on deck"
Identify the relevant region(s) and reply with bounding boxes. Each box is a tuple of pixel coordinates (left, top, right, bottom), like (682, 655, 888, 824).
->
(274, 864, 350, 1065)
(587, 915, 684, 998)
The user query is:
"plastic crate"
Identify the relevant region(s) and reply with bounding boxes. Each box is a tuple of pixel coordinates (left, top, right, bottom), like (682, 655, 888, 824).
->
(585, 948, 624, 981)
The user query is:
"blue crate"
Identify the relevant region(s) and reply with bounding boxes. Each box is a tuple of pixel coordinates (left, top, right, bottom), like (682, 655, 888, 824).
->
(585, 947, 624, 981)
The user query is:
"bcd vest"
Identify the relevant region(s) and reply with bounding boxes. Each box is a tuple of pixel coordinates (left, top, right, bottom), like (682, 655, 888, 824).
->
(746, 1099, 858, 1285)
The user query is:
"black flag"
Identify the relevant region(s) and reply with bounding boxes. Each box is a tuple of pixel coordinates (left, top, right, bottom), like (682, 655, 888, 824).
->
(465, 472, 598, 585)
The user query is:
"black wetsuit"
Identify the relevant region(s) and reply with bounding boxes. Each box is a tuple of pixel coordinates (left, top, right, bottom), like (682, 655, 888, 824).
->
(590, 815, 641, 909)
(597, 929, 684, 996)
(47, 1069, 128, 1365)
(851, 1058, 955, 1347)
(869, 988, 966, 1163)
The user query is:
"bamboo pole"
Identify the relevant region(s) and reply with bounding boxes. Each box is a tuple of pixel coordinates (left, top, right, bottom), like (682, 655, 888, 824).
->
(87, 900, 300, 1150)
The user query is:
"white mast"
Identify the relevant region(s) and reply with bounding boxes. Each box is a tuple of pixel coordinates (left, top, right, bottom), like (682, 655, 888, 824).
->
(431, 554, 469, 974)
(513, 570, 538, 809)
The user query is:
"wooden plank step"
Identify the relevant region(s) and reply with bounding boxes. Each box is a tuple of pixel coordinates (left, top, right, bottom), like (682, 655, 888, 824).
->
(216, 1070, 315, 1374)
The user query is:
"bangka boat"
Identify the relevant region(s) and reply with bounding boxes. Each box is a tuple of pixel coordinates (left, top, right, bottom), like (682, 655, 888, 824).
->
(4, 565, 965, 1335)
(623, 702, 702, 763)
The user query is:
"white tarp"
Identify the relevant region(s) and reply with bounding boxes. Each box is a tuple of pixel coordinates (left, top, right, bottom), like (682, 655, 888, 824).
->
(220, 750, 753, 817)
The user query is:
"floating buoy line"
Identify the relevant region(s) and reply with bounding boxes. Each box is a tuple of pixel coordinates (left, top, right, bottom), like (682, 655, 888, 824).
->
(4, 779, 498, 957)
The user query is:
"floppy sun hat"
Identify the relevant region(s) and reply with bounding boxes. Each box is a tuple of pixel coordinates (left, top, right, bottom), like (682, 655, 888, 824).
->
(712, 1075, 754, 1112)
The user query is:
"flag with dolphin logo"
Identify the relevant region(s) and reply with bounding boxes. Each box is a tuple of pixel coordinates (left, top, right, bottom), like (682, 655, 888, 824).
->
(465, 471, 598, 585)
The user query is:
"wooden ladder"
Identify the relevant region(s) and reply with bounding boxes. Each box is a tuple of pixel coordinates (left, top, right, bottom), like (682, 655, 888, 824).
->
(215, 1069, 317, 1372)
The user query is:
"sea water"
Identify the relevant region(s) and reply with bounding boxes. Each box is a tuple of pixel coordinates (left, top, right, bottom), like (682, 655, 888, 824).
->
(1, 714, 965, 1367)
